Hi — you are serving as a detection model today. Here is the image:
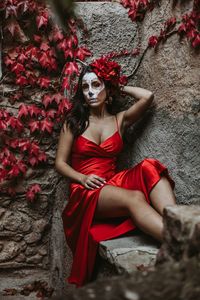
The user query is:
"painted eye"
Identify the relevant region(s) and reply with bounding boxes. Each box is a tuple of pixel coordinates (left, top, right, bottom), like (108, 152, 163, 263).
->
(92, 81, 101, 88)
(82, 84, 89, 90)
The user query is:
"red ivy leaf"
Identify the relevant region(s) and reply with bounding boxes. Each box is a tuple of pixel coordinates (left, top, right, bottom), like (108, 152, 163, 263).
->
(11, 63, 25, 75)
(16, 75, 28, 86)
(28, 105, 41, 117)
(46, 109, 57, 119)
(57, 98, 71, 115)
(66, 35, 78, 48)
(8, 117, 24, 133)
(26, 184, 41, 202)
(64, 49, 74, 59)
(38, 77, 50, 88)
(51, 28, 64, 42)
(4, 55, 14, 66)
(29, 143, 40, 156)
(36, 11, 49, 29)
(75, 47, 91, 61)
(63, 62, 79, 76)
(62, 77, 70, 91)
(40, 41, 50, 51)
(29, 120, 40, 133)
(18, 52, 27, 64)
(42, 94, 53, 108)
(148, 36, 159, 47)
(40, 119, 53, 133)
(38, 152, 47, 162)
(28, 156, 38, 167)
(192, 34, 200, 48)
(33, 34, 42, 43)
(38, 52, 51, 68)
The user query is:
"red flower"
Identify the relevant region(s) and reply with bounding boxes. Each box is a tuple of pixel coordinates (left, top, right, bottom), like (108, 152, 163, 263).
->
(90, 57, 127, 86)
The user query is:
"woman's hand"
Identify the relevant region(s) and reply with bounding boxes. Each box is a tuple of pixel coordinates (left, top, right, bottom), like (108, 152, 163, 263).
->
(81, 174, 106, 190)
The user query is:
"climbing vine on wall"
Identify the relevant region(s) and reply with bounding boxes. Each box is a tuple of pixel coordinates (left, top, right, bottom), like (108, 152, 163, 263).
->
(0, 0, 91, 200)
(0, 0, 199, 201)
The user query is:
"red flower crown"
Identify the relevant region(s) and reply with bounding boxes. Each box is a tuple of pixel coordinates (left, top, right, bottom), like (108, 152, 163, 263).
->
(89, 57, 127, 86)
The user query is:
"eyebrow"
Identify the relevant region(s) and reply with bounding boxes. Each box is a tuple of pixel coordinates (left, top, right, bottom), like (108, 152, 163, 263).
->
(82, 79, 101, 83)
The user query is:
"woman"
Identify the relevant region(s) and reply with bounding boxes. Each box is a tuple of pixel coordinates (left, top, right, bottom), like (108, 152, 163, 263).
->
(55, 58, 176, 287)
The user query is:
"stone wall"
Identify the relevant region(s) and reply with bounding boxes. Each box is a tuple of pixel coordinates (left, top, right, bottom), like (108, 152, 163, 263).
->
(0, 0, 199, 296)
(76, 1, 200, 205)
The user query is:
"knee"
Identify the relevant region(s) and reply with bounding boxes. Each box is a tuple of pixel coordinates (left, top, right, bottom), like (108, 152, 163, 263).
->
(125, 190, 146, 210)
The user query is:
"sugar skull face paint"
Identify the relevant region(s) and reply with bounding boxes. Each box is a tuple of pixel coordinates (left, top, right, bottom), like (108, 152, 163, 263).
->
(82, 72, 106, 104)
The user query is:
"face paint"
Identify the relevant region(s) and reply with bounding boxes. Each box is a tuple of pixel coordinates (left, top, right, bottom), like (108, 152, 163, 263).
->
(82, 72, 105, 103)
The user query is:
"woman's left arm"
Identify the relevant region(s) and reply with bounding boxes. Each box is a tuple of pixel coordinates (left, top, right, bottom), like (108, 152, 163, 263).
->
(120, 85, 154, 129)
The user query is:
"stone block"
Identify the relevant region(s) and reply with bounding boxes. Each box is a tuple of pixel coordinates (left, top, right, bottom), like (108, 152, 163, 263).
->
(156, 205, 200, 264)
(98, 232, 160, 277)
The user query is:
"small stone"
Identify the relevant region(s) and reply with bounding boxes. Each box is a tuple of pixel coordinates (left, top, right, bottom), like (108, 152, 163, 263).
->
(38, 247, 47, 256)
(24, 232, 42, 244)
(123, 290, 139, 300)
(0, 241, 21, 262)
(12, 234, 24, 242)
(26, 254, 43, 264)
(33, 219, 48, 233)
(15, 253, 26, 263)
(3, 211, 31, 233)
(25, 247, 37, 257)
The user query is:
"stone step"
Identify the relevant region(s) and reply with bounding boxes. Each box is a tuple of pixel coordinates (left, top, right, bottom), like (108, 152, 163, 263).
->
(98, 232, 160, 278)
(0, 271, 50, 300)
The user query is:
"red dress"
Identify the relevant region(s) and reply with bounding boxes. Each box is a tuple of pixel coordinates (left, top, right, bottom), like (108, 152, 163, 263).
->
(62, 125, 174, 287)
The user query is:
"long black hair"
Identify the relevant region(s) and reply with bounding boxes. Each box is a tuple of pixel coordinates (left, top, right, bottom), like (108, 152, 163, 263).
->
(65, 66, 121, 137)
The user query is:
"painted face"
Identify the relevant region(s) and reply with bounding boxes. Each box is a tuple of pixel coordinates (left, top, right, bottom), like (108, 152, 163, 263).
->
(82, 72, 106, 104)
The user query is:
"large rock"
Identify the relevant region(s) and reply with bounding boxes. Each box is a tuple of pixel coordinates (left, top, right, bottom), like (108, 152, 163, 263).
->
(156, 205, 200, 264)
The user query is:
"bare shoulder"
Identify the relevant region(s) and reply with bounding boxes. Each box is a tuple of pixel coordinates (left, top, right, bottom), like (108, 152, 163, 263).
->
(58, 121, 74, 146)
(60, 121, 73, 137)
(55, 122, 74, 165)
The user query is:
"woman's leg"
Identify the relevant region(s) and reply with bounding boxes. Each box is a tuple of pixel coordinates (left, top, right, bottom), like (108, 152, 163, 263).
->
(95, 185, 164, 241)
(150, 176, 176, 216)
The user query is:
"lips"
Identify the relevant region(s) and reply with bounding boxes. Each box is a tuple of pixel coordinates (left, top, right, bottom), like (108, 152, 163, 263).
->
(89, 98, 97, 102)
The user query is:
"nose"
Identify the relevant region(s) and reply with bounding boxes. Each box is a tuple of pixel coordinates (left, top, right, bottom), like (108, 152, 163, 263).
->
(88, 91, 94, 97)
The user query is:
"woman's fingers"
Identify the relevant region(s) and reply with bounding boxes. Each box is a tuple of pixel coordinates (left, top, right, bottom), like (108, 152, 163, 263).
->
(93, 175, 106, 183)
(84, 174, 107, 189)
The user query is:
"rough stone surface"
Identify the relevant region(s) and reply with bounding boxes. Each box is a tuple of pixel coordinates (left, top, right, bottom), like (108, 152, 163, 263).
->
(53, 206, 200, 300)
(58, 257, 200, 300)
(98, 232, 159, 277)
(0, 0, 199, 296)
(156, 205, 200, 264)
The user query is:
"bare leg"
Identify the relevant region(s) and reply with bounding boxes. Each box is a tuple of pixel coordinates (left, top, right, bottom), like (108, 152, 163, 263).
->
(95, 185, 164, 241)
(150, 176, 176, 216)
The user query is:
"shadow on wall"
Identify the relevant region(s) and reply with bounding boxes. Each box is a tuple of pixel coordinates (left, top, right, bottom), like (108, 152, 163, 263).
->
(117, 108, 155, 171)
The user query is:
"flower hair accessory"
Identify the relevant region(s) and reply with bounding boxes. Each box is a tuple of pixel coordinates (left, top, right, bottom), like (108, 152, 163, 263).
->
(89, 57, 127, 86)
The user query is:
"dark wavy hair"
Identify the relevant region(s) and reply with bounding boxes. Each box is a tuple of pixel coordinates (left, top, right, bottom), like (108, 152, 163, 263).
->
(65, 66, 121, 137)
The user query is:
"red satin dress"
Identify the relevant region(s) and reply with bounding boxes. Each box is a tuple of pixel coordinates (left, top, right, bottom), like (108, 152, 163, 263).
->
(62, 119, 174, 287)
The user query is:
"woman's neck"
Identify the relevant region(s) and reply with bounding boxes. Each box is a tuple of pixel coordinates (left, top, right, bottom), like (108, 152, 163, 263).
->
(89, 106, 110, 119)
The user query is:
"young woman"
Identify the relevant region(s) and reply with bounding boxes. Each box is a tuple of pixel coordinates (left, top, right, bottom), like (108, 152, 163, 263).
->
(55, 58, 176, 287)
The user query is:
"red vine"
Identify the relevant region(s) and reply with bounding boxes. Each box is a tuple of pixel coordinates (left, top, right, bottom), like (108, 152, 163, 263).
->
(0, 0, 91, 200)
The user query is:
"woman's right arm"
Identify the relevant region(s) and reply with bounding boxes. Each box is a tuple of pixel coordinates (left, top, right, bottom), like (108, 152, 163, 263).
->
(55, 123, 85, 184)
(55, 123, 106, 189)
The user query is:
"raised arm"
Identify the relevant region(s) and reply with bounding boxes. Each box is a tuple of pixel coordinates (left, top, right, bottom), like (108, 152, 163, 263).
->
(120, 86, 154, 130)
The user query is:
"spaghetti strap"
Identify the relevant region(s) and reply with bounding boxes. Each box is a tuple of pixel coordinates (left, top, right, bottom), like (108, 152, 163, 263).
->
(115, 115, 119, 132)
